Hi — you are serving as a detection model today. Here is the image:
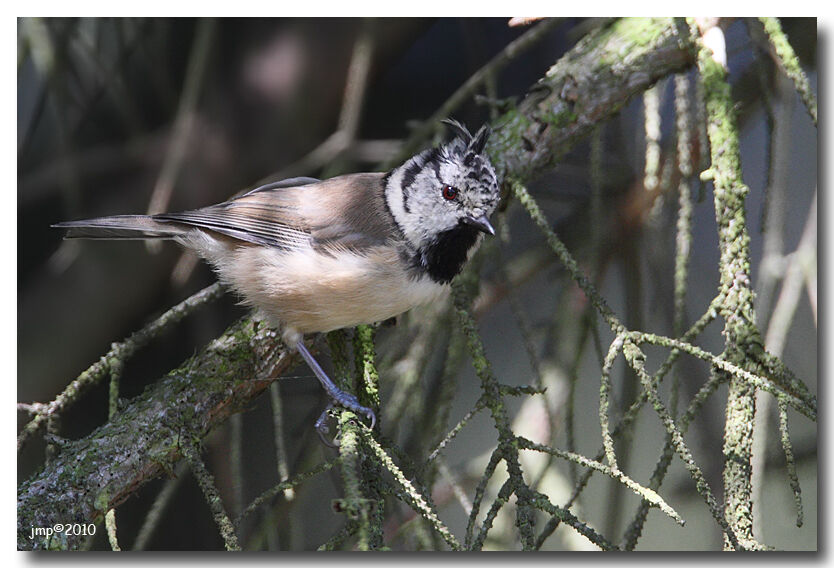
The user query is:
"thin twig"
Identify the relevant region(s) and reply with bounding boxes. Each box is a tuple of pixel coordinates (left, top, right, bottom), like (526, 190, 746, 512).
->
(466, 448, 503, 549)
(631, 332, 814, 420)
(511, 180, 624, 334)
(235, 459, 337, 527)
(764, 192, 817, 358)
(776, 397, 803, 527)
(517, 436, 684, 525)
(750, 69, 795, 540)
(643, 83, 662, 195)
(132, 462, 189, 550)
(599, 336, 624, 470)
(436, 457, 473, 516)
(623, 339, 742, 550)
(182, 440, 241, 551)
(362, 428, 462, 550)
(18, 282, 225, 451)
(759, 17, 817, 126)
(621, 360, 727, 550)
(536, 298, 721, 549)
(270, 19, 376, 181)
(268, 382, 294, 501)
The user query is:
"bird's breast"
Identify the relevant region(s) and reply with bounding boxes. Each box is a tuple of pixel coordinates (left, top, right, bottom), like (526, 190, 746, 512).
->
(214, 241, 448, 334)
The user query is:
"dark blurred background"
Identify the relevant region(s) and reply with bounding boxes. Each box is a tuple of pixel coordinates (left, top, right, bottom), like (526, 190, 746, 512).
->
(18, 18, 816, 551)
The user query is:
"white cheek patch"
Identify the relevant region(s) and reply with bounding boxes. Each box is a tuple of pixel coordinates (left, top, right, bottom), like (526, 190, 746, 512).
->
(392, 167, 453, 246)
(385, 167, 408, 226)
(386, 164, 429, 247)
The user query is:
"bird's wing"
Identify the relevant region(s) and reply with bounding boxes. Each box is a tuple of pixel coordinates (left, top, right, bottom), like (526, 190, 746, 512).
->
(154, 173, 395, 251)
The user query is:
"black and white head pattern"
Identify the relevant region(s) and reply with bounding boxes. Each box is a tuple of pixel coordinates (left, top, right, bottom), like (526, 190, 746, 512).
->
(385, 119, 500, 283)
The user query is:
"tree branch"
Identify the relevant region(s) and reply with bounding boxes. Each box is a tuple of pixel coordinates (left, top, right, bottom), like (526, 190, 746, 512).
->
(487, 17, 695, 184)
(18, 318, 293, 550)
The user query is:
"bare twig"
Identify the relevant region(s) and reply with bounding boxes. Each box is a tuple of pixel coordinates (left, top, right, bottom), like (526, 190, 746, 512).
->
(132, 462, 189, 550)
(268, 382, 294, 501)
(235, 459, 337, 528)
(764, 192, 817, 357)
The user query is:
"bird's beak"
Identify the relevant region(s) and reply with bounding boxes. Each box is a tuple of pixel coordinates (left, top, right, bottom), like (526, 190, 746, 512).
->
(463, 214, 495, 236)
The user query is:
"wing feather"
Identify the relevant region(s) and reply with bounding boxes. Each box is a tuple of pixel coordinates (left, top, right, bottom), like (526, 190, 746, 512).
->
(153, 173, 393, 251)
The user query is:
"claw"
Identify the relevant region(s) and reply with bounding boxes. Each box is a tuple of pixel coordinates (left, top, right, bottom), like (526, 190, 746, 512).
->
(365, 409, 377, 431)
(315, 405, 338, 448)
(329, 390, 376, 431)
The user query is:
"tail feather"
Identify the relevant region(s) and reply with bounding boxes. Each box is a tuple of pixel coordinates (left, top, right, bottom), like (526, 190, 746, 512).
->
(52, 215, 188, 240)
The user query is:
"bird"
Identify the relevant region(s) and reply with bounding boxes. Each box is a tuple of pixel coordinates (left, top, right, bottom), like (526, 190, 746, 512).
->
(53, 119, 500, 433)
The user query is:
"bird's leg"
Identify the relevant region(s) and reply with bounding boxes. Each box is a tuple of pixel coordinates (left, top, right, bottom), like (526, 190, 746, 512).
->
(296, 340, 377, 431)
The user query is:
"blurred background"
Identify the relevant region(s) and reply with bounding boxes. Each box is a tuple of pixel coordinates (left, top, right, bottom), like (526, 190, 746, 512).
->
(18, 18, 816, 550)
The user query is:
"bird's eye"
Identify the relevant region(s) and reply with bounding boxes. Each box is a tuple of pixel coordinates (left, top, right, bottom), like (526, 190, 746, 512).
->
(441, 185, 458, 201)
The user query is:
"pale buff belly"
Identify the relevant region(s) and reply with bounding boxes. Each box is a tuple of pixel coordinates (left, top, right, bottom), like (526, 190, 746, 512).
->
(192, 233, 447, 338)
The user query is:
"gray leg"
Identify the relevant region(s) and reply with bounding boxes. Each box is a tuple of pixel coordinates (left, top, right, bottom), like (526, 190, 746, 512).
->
(296, 341, 376, 430)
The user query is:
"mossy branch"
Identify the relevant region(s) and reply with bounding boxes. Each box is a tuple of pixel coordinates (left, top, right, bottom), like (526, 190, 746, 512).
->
(17, 317, 292, 550)
(759, 17, 817, 126)
(487, 17, 696, 184)
(695, 18, 771, 550)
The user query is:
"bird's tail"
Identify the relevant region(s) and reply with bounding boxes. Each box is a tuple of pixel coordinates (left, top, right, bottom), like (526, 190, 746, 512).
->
(52, 215, 188, 240)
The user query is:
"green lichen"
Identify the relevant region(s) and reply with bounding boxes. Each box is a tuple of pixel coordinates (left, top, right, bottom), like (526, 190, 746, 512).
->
(592, 18, 670, 70)
(614, 17, 668, 48)
(94, 489, 110, 514)
(541, 106, 578, 129)
(488, 109, 533, 158)
(353, 325, 380, 410)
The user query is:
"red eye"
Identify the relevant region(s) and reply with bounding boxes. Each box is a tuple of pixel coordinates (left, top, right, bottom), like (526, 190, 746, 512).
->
(442, 185, 458, 201)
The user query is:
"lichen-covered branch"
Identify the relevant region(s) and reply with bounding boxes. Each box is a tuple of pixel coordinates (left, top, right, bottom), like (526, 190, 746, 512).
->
(759, 17, 817, 126)
(487, 17, 696, 184)
(695, 17, 765, 551)
(516, 437, 683, 526)
(18, 317, 292, 550)
(181, 439, 241, 551)
(622, 339, 741, 550)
